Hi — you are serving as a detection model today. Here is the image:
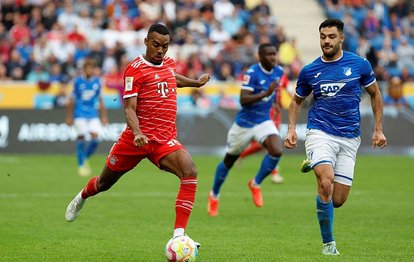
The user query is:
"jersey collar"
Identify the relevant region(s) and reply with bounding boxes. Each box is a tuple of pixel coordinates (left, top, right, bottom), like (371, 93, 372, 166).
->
(321, 50, 344, 63)
(258, 63, 274, 74)
(140, 54, 164, 67)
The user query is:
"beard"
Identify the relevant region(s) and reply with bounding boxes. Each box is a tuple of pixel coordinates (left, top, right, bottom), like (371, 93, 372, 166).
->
(322, 44, 340, 59)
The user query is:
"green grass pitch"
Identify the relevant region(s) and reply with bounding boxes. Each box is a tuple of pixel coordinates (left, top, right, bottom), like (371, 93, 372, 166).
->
(0, 154, 413, 261)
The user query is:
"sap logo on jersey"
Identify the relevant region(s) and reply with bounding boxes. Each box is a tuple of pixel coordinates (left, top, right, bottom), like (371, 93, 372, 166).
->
(320, 83, 346, 96)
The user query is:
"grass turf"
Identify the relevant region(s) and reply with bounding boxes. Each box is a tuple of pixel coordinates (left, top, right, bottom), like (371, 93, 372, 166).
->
(0, 154, 413, 261)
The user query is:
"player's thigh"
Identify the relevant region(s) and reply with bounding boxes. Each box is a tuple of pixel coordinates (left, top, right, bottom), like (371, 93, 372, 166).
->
(334, 136, 360, 186)
(305, 129, 340, 169)
(87, 118, 103, 138)
(226, 123, 253, 155)
(158, 148, 197, 179)
(254, 120, 282, 156)
(74, 118, 88, 137)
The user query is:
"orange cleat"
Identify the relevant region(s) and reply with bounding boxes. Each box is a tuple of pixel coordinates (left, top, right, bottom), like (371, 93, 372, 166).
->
(207, 191, 219, 216)
(248, 179, 263, 207)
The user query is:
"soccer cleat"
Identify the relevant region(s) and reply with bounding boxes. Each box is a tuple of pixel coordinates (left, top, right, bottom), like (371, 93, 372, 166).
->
(322, 241, 340, 255)
(65, 192, 86, 222)
(270, 169, 284, 184)
(248, 179, 263, 207)
(78, 165, 91, 177)
(207, 191, 219, 216)
(300, 158, 312, 173)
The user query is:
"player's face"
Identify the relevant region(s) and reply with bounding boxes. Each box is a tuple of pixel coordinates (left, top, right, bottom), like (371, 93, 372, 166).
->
(319, 26, 344, 59)
(144, 32, 170, 65)
(84, 64, 94, 77)
(259, 46, 277, 70)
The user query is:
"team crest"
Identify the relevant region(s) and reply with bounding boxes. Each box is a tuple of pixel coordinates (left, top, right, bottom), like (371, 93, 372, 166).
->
(170, 69, 175, 76)
(108, 155, 118, 165)
(343, 67, 352, 76)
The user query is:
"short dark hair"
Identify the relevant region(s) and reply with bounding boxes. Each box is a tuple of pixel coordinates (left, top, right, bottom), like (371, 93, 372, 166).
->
(319, 18, 344, 33)
(258, 43, 275, 56)
(147, 23, 171, 38)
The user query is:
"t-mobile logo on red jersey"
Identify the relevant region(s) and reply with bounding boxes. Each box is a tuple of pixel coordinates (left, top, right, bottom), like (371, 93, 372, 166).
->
(157, 82, 174, 98)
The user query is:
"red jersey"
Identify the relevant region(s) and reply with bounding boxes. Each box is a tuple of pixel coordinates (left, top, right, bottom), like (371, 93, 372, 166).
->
(123, 55, 178, 143)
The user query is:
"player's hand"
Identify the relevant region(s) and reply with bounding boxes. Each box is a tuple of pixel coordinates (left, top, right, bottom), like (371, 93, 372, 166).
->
(65, 116, 73, 126)
(134, 134, 149, 147)
(372, 130, 387, 149)
(101, 115, 109, 125)
(197, 74, 211, 87)
(284, 130, 298, 149)
(265, 79, 280, 96)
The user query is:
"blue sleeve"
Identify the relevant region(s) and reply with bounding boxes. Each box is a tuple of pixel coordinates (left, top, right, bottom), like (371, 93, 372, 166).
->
(72, 78, 79, 96)
(295, 66, 312, 97)
(360, 58, 376, 87)
(242, 68, 256, 91)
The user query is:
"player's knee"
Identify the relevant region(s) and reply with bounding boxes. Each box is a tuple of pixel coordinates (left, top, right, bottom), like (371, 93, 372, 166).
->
(181, 165, 198, 179)
(333, 201, 344, 208)
(268, 149, 282, 158)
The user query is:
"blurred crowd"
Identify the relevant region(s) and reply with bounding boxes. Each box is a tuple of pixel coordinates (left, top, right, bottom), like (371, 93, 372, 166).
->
(0, 0, 301, 87)
(318, 0, 414, 84)
(1, 0, 413, 109)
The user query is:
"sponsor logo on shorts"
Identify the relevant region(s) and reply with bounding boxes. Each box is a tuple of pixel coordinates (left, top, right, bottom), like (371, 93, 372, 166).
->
(109, 155, 117, 165)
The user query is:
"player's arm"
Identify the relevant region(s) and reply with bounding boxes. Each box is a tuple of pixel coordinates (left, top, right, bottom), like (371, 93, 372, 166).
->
(240, 80, 278, 106)
(284, 94, 305, 149)
(365, 82, 387, 149)
(124, 97, 148, 147)
(65, 96, 74, 126)
(175, 73, 210, 88)
(98, 96, 108, 125)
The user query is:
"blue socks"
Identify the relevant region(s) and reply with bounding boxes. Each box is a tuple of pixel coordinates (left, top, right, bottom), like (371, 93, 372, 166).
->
(76, 140, 86, 166)
(316, 195, 334, 243)
(77, 139, 100, 166)
(212, 161, 230, 196)
(254, 154, 279, 184)
(85, 139, 99, 158)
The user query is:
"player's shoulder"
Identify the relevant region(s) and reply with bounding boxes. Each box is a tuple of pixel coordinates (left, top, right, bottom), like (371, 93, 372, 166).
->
(246, 63, 259, 74)
(163, 56, 175, 65)
(342, 51, 367, 63)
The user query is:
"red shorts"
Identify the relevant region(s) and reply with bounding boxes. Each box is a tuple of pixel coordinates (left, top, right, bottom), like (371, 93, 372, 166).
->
(106, 131, 185, 172)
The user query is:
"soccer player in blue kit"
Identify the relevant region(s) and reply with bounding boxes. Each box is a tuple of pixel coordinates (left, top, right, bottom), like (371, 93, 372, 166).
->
(284, 19, 387, 255)
(208, 43, 284, 216)
(66, 61, 108, 177)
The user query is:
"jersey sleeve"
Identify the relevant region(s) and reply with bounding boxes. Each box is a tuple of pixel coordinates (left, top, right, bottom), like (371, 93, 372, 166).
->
(123, 65, 142, 99)
(295, 66, 312, 98)
(241, 68, 256, 91)
(360, 58, 376, 88)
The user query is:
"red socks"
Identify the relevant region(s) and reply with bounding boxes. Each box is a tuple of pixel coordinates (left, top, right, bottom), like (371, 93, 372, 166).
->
(174, 177, 197, 229)
(240, 140, 262, 158)
(81, 176, 100, 199)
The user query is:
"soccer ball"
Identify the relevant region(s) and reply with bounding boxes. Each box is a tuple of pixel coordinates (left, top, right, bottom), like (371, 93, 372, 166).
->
(164, 235, 198, 262)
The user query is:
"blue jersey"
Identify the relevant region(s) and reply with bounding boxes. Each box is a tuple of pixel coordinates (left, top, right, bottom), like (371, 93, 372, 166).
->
(235, 63, 284, 128)
(296, 51, 376, 138)
(72, 75, 102, 119)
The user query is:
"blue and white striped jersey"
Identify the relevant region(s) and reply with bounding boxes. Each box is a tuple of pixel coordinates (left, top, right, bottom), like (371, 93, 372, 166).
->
(296, 51, 376, 138)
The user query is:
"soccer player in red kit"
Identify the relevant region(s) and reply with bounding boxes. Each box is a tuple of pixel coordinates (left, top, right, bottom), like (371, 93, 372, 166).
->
(65, 24, 210, 245)
(239, 74, 290, 183)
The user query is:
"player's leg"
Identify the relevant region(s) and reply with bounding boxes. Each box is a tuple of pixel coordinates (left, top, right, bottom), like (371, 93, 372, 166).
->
(84, 118, 102, 171)
(306, 129, 340, 255)
(239, 140, 263, 159)
(157, 147, 198, 238)
(65, 165, 127, 222)
(65, 134, 143, 222)
(74, 118, 90, 176)
(209, 123, 251, 215)
(331, 136, 360, 208)
(270, 110, 284, 183)
(248, 121, 282, 207)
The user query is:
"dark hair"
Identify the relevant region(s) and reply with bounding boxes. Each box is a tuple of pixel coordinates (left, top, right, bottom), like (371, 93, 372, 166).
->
(319, 18, 344, 33)
(147, 23, 171, 38)
(258, 43, 275, 56)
